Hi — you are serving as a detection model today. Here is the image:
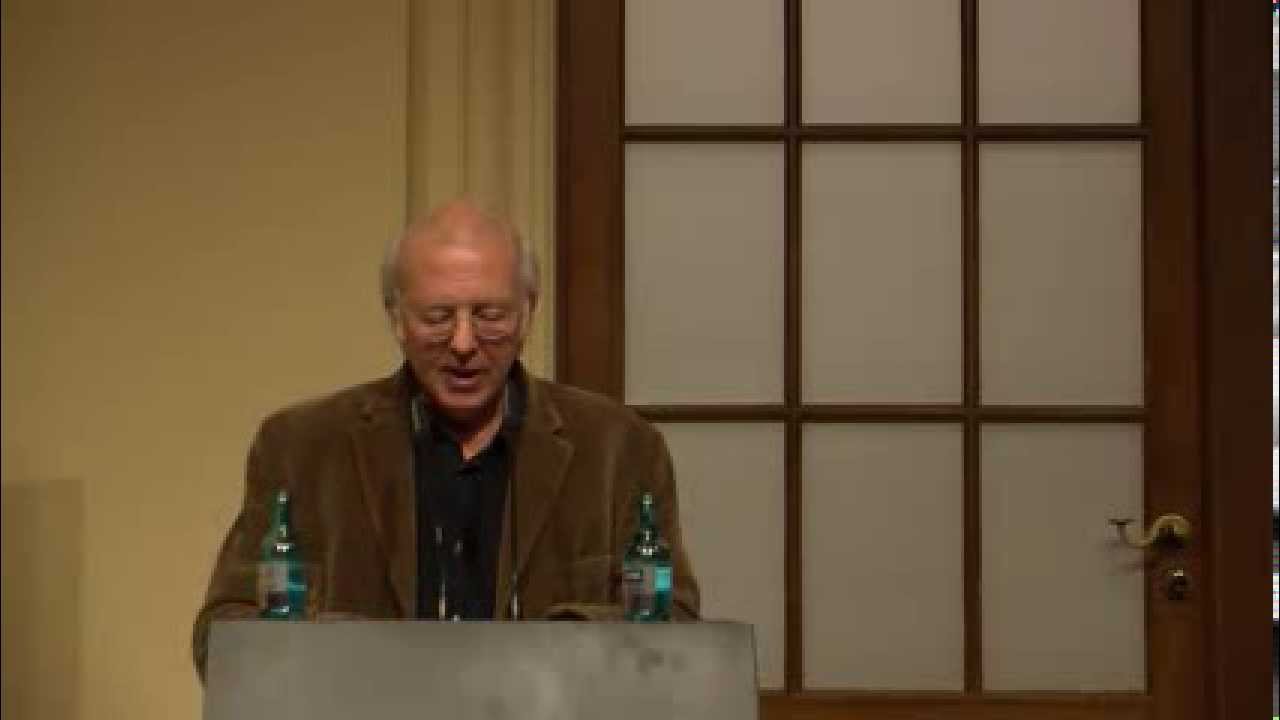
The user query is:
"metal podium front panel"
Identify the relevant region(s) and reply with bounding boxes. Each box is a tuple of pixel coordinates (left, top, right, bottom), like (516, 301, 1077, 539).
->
(204, 621, 758, 720)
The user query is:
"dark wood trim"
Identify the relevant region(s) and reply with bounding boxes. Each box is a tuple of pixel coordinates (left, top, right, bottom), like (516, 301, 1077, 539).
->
(623, 125, 966, 142)
(636, 405, 789, 422)
(975, 407, 1148, 423)
(961, 0, 976, 130)
(783, 41, 801, 438)
(973, 125, 1150, 141)
(634, 405, 1146, 423)
(1141, 3, 1202, 717)
(784, 419, 803, 693)
(960, 0, 979, 692)
(768, 691, 1149, 702)
(554, 0, 623, 397)
(802, 126, 963, 141)
(803, 405, 966, 422)
(611, 0, 627, 399)
(961, 416, 981, 694)
(1198, 1, 1274, 718)
(785, 0, 800, 129)
(621, 125, 1149, 142)
(760, 692, 1149, 720)
(782, 0, 802, 693)
(960, 4, 979, 415)
(623, 126, 788, 142)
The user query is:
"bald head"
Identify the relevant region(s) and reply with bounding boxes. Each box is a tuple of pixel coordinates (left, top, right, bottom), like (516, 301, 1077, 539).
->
(386, 200, 536, 434)
(381, 199, 539, 316)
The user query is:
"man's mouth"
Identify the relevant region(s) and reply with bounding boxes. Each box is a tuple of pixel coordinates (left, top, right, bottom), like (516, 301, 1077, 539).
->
(442, 367, 485, 389)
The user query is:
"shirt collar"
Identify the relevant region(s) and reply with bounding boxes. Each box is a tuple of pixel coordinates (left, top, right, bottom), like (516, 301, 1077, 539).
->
(405, 362, 527, 443)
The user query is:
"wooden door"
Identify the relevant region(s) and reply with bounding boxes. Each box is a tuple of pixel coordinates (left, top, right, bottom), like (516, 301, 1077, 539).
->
(555, 1, 1273, 717)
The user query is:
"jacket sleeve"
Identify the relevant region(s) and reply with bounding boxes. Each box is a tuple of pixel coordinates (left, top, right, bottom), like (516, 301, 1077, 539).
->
(646, 425, 701, 620)
(566, 422, 700, 623)
(191, 417, 280, 681)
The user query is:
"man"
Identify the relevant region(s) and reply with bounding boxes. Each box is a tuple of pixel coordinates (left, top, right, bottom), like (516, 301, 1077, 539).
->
(192, 200, 699, 677)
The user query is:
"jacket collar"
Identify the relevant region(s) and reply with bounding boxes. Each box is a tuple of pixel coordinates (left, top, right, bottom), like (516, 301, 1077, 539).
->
(351, 363, 572, 618)
(496, 373, 573, 618)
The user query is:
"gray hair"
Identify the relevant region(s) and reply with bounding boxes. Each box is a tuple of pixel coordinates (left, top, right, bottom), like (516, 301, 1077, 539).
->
(379, 224, 540, 316)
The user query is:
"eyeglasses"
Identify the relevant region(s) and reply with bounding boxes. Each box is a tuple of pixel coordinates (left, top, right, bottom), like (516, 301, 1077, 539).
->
(409, 303, 522, 344)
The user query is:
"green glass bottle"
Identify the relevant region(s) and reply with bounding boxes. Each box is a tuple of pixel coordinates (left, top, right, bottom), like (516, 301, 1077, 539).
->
(258, 489, 307, 620)
(622, 492, 672, 621)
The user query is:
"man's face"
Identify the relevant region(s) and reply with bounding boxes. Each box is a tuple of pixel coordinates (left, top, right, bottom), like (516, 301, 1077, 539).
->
(394, 236, 529, 429)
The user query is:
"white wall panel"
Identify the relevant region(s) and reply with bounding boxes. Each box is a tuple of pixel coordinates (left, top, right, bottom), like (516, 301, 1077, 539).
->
(626, 0, 783, 125)
(658, 423, 786, 690)
(980, 143, 1143, 405)
(982, 424, 1145, 692)
(803, 143, 962, 403)
(979, 0, 1141, 123)
(626, 143, 785, 404)
(803, 424, 964, 690)
(803, 0, 960, 123)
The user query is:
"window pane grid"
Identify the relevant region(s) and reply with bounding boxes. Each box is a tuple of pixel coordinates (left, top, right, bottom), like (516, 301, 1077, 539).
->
(620, 0, 1146, 696)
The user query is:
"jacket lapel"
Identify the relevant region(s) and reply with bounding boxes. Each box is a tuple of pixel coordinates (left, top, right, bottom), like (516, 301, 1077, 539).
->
(495, 378, 573, 617)
(350, 375, 416, 618)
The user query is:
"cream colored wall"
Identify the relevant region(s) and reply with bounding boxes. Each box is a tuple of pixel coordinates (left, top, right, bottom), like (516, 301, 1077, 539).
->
(407, 0, 556, 371)
(1, 1, 553, 718)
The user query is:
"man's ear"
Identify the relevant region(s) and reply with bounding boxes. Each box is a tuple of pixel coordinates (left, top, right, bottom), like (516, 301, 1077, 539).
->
(388, 306, 407, 345)
(514, 292, 538, 348)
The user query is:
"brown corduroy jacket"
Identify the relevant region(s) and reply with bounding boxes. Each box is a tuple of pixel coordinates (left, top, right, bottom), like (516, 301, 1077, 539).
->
(192, 370, 700, 678)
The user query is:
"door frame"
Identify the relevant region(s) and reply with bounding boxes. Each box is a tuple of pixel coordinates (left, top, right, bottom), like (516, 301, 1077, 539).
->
(1198, 1, 1273, 718)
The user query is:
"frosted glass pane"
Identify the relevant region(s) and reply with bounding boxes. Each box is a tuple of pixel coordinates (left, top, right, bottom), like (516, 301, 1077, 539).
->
(626, 144, 784, 404)
(982, 425, 1144, 692)
(803, 143, 962, 403)
(804, 424, 964, 690)
(979, 0, 1140, 123)
(658, 423, 786, 690)
(803, 0, 960, 123)
(980, 143, 1142, 405)
(626, 0, 783, 124)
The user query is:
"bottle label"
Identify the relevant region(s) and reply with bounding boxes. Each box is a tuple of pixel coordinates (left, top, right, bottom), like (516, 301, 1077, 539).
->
(622, 561, 672, 620)
(654, 565, 673, 593)
(258, 560, 289, 609)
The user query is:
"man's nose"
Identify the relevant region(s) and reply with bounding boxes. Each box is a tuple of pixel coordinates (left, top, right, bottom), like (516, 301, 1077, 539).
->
(449, 316, 479, 355)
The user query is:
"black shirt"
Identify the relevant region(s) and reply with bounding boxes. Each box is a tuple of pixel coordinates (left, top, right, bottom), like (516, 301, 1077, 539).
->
(410, 373, 525, 620)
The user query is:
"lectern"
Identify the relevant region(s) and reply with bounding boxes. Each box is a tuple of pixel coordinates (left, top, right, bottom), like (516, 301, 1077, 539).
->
(204, 620, 758, 720)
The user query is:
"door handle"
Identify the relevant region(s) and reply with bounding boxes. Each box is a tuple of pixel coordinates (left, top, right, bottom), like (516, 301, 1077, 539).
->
(1107, 513, 1192, 549)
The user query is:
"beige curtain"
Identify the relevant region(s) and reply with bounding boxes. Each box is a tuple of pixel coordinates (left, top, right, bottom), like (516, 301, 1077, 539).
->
(406, 0, 557, 377)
